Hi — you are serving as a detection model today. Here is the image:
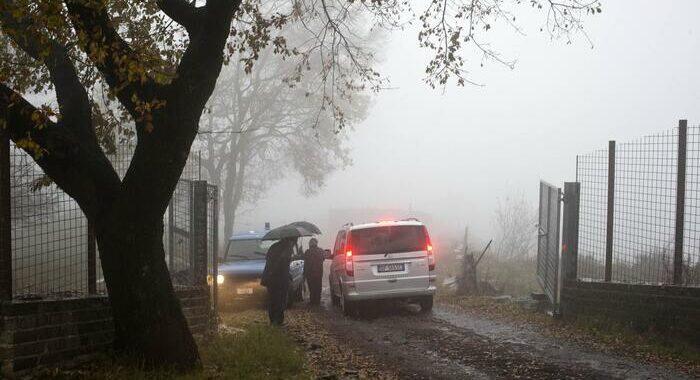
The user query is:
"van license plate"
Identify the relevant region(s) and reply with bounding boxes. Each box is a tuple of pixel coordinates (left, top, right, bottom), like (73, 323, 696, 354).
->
(236, 288, 253, 295)
(378, 263, 405, 272)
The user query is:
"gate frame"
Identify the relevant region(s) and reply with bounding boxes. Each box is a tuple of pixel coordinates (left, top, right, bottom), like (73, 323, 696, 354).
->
(537, 181, 562, 306)
(0, 122, 11, 301)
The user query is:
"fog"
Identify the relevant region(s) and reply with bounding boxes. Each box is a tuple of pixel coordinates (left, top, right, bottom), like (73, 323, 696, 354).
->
(232, 1, 700, 247)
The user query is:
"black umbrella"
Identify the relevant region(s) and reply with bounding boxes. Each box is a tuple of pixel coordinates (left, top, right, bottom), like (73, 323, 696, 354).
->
(288, 221, 322, 235)
(261, 221, 322, 240)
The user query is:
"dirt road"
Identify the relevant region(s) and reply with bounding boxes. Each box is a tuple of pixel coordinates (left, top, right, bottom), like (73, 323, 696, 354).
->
(287, 287, 694, 380)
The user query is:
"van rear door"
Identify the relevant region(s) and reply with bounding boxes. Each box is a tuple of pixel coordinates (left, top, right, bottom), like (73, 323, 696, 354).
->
(349, 225, 430, 294)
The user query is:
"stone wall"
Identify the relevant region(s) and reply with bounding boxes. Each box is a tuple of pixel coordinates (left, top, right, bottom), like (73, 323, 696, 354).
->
(560, 280, 700, 345)
(0, 286, 211, 375)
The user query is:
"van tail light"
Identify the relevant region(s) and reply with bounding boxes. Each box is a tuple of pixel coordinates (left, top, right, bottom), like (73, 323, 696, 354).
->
(345, 250, 354, 276)
(345, 232, 354, 276)
(424, 227, 435, 271)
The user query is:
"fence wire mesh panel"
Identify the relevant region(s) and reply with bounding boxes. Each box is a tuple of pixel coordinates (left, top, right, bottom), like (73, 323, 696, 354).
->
(5, 143, 209, 299)
(613, 130, 678, 284)
(537, 181, 561, 304)
(169, 180, 194, 287)
(685, 125, 700, 285)
(10, 143, 88, 297)
(576, 123, 700, 287)
(576, 150, 608, 281)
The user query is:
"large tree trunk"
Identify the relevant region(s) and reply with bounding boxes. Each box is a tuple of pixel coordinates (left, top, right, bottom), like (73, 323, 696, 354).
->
(96, 199, 199, 370)
(223, 201, 235, 240)
(222, 168, 236, 238)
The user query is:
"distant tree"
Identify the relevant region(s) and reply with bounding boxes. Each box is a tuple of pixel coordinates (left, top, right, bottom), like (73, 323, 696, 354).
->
(494, 193, 536, 259)
(0, 0, 600, 369)
(199, 24, 368, 239)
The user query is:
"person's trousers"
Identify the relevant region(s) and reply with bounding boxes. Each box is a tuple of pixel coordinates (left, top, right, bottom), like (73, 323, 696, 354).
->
(267, 283, 288, 325)
(306, 273, 322, 305)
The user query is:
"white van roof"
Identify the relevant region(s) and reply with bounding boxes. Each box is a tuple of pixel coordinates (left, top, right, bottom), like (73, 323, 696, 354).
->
(349, 220, 424, 231)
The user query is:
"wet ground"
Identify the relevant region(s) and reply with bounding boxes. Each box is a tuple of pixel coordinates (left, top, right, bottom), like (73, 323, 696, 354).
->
(285, 286, 694, 380)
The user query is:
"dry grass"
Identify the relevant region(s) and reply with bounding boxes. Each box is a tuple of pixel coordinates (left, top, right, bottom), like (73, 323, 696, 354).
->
(477, 255, 539, 297)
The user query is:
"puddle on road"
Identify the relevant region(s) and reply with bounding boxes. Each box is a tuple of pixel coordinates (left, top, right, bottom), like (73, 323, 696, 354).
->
(433, 308, 693, 380)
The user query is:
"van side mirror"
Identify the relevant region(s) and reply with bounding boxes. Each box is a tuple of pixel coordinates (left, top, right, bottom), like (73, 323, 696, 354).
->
(324, 249, 333, 260)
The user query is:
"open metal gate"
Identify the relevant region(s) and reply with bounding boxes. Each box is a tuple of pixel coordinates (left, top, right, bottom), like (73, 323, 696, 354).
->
(166, 181, 217, 282)
(537, 181, 561, 304)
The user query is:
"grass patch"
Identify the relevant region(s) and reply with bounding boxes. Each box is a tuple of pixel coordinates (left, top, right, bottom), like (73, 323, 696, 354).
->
(477, 256, 539, 297)
(39, 317, 310, 380)
(199, 324, 310, 380)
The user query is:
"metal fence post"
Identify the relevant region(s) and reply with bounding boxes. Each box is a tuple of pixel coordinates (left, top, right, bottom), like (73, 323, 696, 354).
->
(191, 181, 208, 286)
(605, 140, 616, 282)
(211, 187, 218, 313)
(87, 222, 96, 294)
(0, 123, 11, 300)
(562, 182, 580, 284)
(673, 120, 688, 285)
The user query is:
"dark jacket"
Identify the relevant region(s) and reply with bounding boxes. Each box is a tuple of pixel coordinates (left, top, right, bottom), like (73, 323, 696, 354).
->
(261, 240, 293, 288)
(303, 246, 325, 278)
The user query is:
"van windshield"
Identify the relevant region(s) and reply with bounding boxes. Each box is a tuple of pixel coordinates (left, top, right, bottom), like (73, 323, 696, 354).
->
(349, 225, 427, 255)
(224, 239, 277, 261)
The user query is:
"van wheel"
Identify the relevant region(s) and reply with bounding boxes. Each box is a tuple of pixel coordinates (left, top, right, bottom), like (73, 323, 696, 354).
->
(340, 286, 356, 317)
(419, 296, 433, 313)
(330, 278, 340, 306)
(331, 292, 340, 306)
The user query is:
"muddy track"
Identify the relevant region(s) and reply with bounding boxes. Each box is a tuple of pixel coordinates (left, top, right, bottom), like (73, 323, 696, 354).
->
(302, 289, 691, 379)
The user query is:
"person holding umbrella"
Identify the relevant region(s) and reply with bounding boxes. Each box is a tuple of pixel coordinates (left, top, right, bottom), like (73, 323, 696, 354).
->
(261, 236, 297, 325)
(260, 221, 322, 325)
(303, 238, 325, 306)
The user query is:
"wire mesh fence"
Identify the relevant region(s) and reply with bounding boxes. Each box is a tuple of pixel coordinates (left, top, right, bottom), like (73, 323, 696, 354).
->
(10, 145, 88, 297)
(5, 142, 214, 299)
(613, 129, 677, 284)
(168, 179, 195, 287)
(575, 149, 608, 281)
(576, 123, 700, 286)
(685, 126, 700, 285)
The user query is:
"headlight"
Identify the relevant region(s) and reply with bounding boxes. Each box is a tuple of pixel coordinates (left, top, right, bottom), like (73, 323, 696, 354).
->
(217, 274, 225, 285)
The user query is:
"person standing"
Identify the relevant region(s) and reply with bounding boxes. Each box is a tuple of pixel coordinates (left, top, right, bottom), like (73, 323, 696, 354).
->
(303, 238, 325, 306)
(261, 237, 296, 325)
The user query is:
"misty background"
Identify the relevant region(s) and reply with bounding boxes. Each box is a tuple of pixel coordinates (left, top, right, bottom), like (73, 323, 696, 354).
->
(231, 0, 700, 247)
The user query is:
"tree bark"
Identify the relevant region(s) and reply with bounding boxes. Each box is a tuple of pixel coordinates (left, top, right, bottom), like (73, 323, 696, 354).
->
(96, 211, 199, 370)
(223, 192, 235, 240)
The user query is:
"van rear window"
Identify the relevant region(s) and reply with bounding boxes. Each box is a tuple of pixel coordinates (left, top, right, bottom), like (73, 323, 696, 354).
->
(349, 226, 427, 255)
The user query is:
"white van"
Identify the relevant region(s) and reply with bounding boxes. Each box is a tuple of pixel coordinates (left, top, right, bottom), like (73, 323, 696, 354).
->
(328, 220, 437, 316)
